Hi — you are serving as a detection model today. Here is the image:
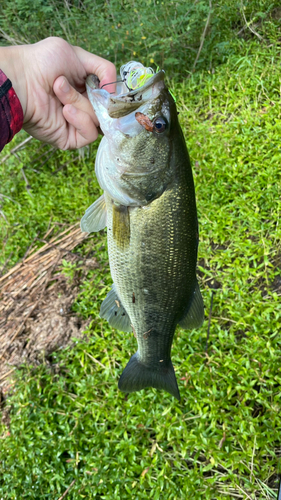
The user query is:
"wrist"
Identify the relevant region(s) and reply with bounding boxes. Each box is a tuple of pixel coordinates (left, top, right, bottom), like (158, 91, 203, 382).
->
(0, 45, 27, 119)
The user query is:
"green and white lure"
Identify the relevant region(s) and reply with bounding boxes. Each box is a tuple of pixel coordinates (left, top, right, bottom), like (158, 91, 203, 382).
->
(100, 60, 176, 101)
(118, 61, 176, 102)
(119, 61, 155, 92)
(121, 61, 154, 90)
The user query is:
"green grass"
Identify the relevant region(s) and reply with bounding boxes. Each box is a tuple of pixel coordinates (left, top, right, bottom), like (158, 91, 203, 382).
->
(1, 0, 280, 76)
(1, 19, 281, 500)
(0, 142, 102, 268)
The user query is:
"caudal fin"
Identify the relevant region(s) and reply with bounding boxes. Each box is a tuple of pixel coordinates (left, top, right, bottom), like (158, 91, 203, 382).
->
(118, 354, 180, 401)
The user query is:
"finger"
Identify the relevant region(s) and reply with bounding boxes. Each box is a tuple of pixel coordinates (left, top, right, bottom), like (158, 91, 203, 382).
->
(53, 76, 99, 127)
(62, 104, 99, 148)
(73, 46, 117, 94)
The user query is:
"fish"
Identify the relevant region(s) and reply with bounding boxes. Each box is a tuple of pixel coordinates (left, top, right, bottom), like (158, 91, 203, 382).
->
(81, 62, 204, 401)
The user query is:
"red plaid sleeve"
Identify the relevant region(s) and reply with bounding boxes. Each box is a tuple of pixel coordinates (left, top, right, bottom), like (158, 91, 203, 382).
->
(0, 69, 23, 153)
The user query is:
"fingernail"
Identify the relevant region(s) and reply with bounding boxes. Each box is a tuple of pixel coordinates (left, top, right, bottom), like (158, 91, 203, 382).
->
(60, 78, 70, 93)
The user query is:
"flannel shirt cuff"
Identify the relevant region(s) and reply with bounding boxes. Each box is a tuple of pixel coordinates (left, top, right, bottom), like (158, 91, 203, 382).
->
(0, 69, 24, 152)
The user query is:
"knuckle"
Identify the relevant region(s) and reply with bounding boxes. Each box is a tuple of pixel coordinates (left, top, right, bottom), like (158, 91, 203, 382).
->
(69, 90, 81, 104)
(107, 61, 116, 72)
(107, 61, 117, 77)
(45, 36, 69, 50)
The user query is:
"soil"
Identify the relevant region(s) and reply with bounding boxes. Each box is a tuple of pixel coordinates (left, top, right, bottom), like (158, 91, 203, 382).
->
(0, 225, 98, 397)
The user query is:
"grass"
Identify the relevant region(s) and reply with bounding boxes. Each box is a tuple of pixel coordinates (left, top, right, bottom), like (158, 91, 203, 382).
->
(1, 0, 280, 76)
(1, 10, 281, 500)
(0, 142, 102, 269)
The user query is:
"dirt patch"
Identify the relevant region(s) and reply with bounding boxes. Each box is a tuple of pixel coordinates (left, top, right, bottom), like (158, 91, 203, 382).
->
(271, 7, 281, 21)
(0, 224, 98, 395)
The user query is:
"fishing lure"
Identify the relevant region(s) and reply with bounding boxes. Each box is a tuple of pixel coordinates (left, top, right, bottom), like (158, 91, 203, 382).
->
(101, 61, 176, 102)
(120, 61, 155, 91)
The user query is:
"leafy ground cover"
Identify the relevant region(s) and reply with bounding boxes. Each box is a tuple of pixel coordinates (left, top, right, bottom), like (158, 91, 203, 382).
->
(1, 4, 281, 500)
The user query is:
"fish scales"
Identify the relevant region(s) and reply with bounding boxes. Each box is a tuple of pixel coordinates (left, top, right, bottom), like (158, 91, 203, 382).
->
(107, 157, 197, 357)
(81, 63, 204, 400)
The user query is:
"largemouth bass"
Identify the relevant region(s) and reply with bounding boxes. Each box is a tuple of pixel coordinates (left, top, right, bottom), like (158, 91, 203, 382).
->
(81, 62, 204, 400)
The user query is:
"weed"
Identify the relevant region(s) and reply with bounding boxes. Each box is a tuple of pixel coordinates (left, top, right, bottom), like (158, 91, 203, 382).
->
(0, 0, 280, 76)
(0, 3, 281, 499)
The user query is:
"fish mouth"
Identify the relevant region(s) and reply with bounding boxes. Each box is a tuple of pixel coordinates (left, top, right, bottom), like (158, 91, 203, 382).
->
(86, 70, 165, 119)
(114, 70, 165, 99)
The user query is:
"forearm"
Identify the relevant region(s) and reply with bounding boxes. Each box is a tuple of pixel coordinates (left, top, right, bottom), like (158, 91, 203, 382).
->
(0, 45, 27, 118)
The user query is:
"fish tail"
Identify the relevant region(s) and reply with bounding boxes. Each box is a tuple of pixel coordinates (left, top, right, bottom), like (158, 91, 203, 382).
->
(118, 353, 180, 401)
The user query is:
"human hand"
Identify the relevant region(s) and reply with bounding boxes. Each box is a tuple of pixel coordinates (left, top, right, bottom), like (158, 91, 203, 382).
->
(0, 37, 116, 149)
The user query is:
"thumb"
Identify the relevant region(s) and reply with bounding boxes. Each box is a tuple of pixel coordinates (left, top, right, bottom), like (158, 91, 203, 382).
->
(73, 46, 116, 94)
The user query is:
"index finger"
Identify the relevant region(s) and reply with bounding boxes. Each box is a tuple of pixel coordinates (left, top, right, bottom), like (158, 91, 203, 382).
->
(73, 46, 117, 94)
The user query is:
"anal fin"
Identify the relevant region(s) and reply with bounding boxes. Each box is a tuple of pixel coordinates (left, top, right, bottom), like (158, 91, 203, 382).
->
(178, 282, 204, 330)
(100, 283, 132, 332)
(80, 194, 107, 233)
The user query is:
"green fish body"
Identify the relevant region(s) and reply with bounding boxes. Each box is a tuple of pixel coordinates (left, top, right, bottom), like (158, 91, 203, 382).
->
(81, 65, 204, 400)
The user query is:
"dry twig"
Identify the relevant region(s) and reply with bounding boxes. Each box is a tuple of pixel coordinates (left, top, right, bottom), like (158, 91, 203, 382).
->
(58, 479, 76, 500)
(193, 0, 212, 70)
(240, 2, 263, 41)
(0, 136, 33, 164)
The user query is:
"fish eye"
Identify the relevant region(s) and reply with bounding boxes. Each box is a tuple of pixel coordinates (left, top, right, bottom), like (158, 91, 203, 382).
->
(153, 116, 167, 133)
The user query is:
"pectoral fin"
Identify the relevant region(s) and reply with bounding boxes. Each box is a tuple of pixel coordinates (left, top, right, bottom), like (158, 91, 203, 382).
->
(178, 282, 204, 330)
(100, 283, 132, 332)
(80, 194, 107, 233)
